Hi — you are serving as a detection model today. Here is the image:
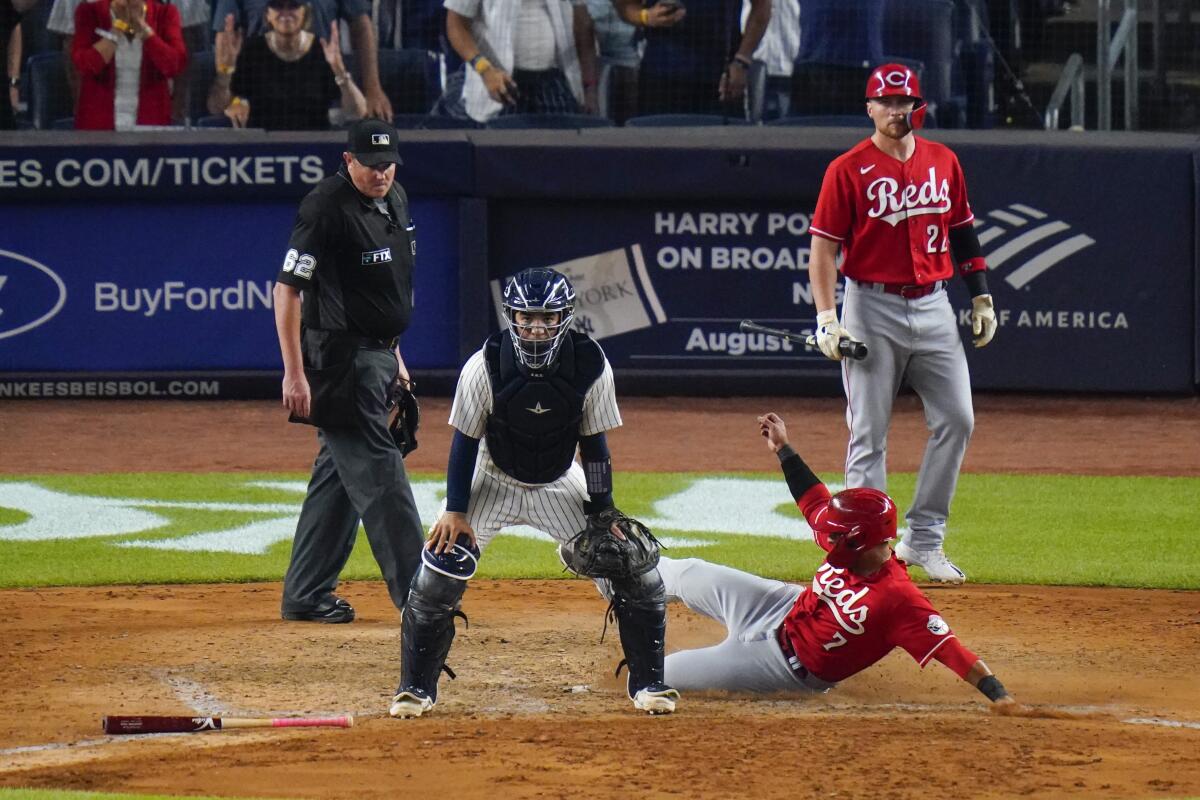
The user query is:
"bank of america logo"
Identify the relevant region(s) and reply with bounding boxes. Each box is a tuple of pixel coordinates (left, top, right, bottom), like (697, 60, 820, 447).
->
(974, 204, 1095, 290)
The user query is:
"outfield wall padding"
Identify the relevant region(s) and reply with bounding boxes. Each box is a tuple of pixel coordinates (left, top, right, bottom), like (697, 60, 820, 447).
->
(0, 129, 1195, 396)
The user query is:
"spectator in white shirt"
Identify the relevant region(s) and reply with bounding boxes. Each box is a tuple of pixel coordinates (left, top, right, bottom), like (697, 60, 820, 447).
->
(433, 0, 597, 124)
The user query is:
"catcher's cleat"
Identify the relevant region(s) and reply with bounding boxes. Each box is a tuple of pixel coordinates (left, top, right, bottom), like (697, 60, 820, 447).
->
(894, 540, 966, 584)
(281, 595, 355, 623)
(633, 683, 679, 715)
(389, 687, 435, 719)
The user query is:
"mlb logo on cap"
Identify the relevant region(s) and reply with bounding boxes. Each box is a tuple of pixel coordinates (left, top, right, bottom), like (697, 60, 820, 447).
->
(349, 119, 402, 166)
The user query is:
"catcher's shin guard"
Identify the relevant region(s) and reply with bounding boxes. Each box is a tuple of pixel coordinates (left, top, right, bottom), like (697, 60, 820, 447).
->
(397, 566, 467, 703)
(610, 568, 669, 698)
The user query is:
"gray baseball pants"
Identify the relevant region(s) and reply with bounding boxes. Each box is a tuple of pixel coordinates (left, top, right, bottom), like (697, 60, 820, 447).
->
(282, 348, 425, 614)
(840, 280, 974, 550)
(660, 557, 827, 693)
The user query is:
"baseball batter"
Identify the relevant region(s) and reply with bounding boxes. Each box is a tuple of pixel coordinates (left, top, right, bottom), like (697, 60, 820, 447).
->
(389, 267, 678, 718)
(808, 63, 998, 584)
(659, 412, 1019, 711)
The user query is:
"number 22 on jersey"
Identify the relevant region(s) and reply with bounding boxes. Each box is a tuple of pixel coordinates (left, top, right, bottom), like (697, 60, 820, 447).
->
(926, 224, 948, 254)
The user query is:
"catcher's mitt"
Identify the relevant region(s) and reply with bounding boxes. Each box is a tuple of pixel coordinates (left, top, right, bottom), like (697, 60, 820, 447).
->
(388, 381, 420, 457)
(561, 507, 661, 580)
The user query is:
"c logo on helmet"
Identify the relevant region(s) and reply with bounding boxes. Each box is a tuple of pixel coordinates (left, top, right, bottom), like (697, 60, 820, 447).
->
(875, 69, 912, 95)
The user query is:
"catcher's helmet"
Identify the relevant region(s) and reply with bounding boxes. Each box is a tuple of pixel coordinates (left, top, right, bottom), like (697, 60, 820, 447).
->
(865, 63, 927, 130)
(823, 487, 898, 570)
(502, 267, 576, 371)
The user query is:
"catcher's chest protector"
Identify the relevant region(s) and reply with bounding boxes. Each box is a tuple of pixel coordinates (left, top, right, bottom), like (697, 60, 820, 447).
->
(484, 331, 603, 484)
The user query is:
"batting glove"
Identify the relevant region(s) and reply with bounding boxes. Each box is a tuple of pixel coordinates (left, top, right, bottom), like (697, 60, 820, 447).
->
(815, 308, 853, 361)
(971, 294, 997, 348)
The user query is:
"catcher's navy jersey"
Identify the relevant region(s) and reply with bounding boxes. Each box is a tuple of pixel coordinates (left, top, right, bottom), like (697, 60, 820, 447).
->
(449, 341, 621, 483)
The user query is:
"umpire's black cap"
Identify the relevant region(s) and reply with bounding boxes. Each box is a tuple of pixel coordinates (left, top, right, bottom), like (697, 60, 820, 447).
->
(348, 119, 402, 167)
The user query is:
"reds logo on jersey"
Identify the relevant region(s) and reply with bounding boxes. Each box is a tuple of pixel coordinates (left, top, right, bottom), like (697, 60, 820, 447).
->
(812, 563, 870, 635)
(866, 167, 952, 226)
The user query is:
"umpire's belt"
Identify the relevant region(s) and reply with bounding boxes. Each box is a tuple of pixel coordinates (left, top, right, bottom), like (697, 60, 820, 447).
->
(309, 329, 398, 351)
(323, 332, 398, 350)
(349, 335, 398, 351)
(776, 626, 835, 693)
(852, 279, 947, 299)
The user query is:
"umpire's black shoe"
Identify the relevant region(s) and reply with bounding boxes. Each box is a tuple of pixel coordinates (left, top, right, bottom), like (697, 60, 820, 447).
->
(281, 595, 355, 623)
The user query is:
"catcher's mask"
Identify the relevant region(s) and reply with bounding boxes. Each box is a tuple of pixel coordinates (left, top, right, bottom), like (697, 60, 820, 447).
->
(866, 63, 926, 130)
(824, 487, 897, 570)
(502, 267, 576, 371)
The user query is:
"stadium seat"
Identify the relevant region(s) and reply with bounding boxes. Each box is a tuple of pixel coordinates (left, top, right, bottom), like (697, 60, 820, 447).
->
(51, 116, 75, 129)
(788, 63, 875, 116)
(624, 114, 747, 127)
(953, 0, 997, 127)
(747, 59, 768, 123)
(392, 113, 478, 129)
(27, 51, 72, 130)
(195, 115, 232, 128)
(767, 115, 870, 128)
(794, 0, 885, 69)
(485, 113, 614, 130)
(183, 50, 217, 125)
(372, 48, 443, 115)
(20, 0, 58, 56)
(882, 0, 964, 127)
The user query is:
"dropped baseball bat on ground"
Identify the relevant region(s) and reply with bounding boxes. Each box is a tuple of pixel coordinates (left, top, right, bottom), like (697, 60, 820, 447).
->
(102, 714, 354, 735)
(738, 320, 868, 361)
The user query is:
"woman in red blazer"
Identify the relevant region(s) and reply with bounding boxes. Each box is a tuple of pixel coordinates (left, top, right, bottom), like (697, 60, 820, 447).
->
(72, 0, 188, 129)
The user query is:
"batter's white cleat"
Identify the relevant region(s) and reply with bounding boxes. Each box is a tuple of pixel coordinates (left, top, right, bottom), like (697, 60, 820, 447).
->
(389, 688, 435, 719)
(895, 540, 966, 584)
(633, 684, 680, 715)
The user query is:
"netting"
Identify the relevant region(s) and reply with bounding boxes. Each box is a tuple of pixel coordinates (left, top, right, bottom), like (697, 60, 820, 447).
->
(1, 0, 1196, 132)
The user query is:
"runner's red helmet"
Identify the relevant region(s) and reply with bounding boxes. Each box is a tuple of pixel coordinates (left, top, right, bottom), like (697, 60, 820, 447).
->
(865, 63, 927, 130)
(824, 487, 898, 569)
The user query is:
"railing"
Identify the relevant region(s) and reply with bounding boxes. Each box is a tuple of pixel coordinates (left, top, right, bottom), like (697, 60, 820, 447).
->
(1096, 0, 1139, 130)
(1044, 53, 1086, 130)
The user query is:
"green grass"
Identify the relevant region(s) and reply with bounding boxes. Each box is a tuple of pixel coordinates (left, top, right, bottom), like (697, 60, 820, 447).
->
(1, 472, 1198, 590)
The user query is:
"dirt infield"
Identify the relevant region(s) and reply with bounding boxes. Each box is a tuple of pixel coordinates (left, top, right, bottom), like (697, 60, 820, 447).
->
(1, 395, 1199, 799)
(4, 394, 1200, 476)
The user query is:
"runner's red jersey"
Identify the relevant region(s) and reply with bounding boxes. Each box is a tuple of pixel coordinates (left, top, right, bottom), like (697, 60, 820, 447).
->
(780, 484, 978, 683)
(810, 136, 975, 286)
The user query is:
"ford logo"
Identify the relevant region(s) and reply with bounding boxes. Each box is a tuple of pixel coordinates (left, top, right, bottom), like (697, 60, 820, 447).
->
(0, 249, 67, 340)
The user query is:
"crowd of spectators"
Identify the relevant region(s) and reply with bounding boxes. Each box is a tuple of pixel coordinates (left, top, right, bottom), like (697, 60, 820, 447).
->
(207, 1, 366, 128)
(0, 0, 1078, 131)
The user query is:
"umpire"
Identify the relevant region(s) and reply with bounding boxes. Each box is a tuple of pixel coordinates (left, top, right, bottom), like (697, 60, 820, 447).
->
(272, 119, 425, 623)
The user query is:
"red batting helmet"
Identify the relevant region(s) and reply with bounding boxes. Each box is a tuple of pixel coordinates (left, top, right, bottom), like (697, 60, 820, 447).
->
(865, 63, 927, 130)
(824, 488, 898, 569)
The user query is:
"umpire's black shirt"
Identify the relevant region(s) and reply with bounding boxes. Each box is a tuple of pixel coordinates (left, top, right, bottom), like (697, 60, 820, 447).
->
(276, 165, 416, 339)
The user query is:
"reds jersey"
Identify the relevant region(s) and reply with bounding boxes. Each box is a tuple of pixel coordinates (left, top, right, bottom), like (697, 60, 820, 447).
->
(810, 136, 975, 286)
(779, 484, 977, 683)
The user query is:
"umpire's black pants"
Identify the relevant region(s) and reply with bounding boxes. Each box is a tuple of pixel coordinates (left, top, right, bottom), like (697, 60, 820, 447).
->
(282, 347, 424, 614)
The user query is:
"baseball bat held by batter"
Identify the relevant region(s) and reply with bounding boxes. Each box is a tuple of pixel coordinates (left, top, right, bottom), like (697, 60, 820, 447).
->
(102, 714, 354, 735)
(738, 320, 868, 361)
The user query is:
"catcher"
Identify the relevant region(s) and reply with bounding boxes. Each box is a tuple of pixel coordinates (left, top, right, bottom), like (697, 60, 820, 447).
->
(389, 267, 677, 718)
(656, 412, 1020, 710)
